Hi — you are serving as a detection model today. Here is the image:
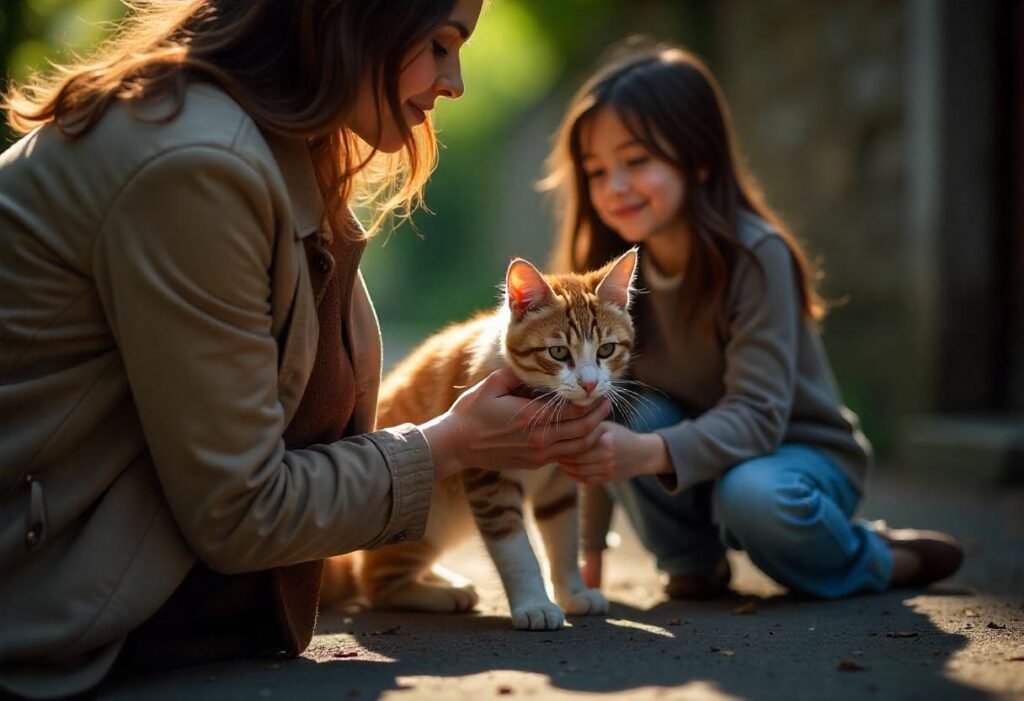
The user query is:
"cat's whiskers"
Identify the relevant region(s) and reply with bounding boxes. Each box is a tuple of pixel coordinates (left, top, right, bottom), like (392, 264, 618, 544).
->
(525, 392, 566, 444)
(606, 384, 651, 431)
(613, 378, 669, 398)
(510, 389, 560, 428)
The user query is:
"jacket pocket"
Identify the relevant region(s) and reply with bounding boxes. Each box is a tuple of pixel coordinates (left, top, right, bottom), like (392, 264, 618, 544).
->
(24, 474, 47, 551)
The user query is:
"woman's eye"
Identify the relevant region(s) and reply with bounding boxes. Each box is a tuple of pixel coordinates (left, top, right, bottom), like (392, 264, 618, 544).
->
(548, 346, 570, 361)
(597, 343, 615, 359)
(584, 168, 606, 180)
(625, 156, 649, 167)
(432, 40, 449, 58)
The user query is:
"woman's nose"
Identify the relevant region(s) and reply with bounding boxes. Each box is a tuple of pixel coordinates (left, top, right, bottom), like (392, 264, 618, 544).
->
(436, 70, 465, 100)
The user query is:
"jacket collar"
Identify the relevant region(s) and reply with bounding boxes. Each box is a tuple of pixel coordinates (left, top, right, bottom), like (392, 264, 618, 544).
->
(261, 132, 322, 240)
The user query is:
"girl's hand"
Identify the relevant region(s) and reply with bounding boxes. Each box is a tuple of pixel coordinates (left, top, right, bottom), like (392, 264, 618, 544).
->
(581, 549, 603, 589)
(557, 422, 672, 485)
(420, 368, 611, 481)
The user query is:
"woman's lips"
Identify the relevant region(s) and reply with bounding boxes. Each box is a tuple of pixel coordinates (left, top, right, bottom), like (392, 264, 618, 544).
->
(407, 103, 427, 125)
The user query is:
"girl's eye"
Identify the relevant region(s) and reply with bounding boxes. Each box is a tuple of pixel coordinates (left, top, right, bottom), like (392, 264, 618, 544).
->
(584, 168, 606, 180)
(625, 156, 649, 167)
(432, 40, 449, 58)
(548, 346, 570, 361)
(597, 342, 615, 359)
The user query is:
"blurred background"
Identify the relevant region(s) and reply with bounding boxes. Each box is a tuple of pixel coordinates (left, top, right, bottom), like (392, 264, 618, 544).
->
(2, 0, 1020, 481)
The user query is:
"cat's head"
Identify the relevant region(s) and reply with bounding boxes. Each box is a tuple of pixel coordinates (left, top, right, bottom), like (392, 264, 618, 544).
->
(501, 249, 638, 407)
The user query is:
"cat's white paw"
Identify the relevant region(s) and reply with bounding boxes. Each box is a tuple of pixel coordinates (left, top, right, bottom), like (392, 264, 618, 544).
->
(557, 588, 609, 616)
(511, 601, 566, 631)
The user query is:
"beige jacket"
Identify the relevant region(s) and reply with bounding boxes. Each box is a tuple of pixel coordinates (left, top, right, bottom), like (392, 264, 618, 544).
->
(0, 84, 434, 699)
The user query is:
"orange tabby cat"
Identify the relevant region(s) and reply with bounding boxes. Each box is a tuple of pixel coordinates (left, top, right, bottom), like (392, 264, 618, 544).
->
(323, 249, 638, 630)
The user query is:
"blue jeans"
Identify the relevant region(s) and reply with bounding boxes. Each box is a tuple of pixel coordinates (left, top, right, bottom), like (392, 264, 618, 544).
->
(606, 392, 892, 598)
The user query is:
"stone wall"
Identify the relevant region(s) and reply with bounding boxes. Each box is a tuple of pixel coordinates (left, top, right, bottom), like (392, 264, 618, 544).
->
(711, 0, 912, 452)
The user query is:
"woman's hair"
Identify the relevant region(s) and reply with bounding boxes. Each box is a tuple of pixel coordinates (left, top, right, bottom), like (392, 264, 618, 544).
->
(543, 43, 824, 336)
(4, 0, 457, 239)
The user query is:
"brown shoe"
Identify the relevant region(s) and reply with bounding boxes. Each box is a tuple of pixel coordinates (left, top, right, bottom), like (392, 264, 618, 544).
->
(874, 524, 964, 588)
(664, 558, 731, 600)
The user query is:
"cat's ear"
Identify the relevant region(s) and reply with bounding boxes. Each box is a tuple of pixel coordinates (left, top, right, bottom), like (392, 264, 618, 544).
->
(596, 247, 639, 310)
(506, 258, 556, 319)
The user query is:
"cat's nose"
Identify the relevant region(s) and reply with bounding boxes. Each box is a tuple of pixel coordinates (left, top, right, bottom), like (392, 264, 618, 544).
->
(579, 380, 598, 395)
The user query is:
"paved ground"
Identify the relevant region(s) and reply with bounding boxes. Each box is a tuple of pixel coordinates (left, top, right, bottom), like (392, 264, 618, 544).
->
(99, 471, 1024, 701)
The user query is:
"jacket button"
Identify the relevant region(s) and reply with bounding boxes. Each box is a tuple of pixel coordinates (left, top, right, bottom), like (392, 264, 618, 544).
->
(25, 474, 35, 484)
(389, 530, 408, 545)
(25, 529, 39, 546)
(317, 255, 331, 272)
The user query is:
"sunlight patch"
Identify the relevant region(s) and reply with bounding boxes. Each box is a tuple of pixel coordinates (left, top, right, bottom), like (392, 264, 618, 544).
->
(605, 618, 676, 638)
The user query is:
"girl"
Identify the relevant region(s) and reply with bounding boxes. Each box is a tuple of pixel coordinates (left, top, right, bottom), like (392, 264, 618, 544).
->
(544, 45, 962, 601)
(0, 2, 609, 697)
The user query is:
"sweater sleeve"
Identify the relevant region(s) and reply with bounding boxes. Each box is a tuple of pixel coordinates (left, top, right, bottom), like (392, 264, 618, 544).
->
(653, 235, 800, 494)
(92, 145, 432, 574)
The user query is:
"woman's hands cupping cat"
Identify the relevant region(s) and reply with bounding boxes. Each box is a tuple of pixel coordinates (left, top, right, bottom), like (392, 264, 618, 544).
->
(420, 367, 612, 481)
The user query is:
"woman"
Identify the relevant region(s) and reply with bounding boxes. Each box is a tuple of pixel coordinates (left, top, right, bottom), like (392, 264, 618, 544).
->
(544, 45, 963, 601)
(0, 1, 608, 697)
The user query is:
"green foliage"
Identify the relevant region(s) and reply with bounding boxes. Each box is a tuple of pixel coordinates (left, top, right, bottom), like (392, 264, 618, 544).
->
(0, 0, 125, 144)
(6, 0, 125, 81)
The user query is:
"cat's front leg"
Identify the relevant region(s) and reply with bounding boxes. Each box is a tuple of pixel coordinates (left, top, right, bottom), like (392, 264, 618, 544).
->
(462, 468, 565, 631)
(533, 471, 609, 617)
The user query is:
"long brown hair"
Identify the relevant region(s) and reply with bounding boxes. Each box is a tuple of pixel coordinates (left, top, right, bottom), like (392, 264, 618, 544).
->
(3, 0, 456, 239)
(543, 44, 824, 336)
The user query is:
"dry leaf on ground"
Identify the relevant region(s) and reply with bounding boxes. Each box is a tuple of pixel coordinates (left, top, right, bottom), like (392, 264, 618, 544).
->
(837, 660, 868, 671)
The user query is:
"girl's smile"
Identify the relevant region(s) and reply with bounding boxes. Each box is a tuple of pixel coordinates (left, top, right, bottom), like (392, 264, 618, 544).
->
(608, 201, 647, 218)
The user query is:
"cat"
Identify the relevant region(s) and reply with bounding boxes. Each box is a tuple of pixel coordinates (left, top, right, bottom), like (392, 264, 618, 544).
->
(323, 248, 638, 631)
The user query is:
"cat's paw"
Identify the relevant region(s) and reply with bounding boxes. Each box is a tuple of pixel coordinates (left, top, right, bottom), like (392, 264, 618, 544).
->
(511, 601, 566, 631)
(372, 581, 479, 613)
(557, 588, 609, 616)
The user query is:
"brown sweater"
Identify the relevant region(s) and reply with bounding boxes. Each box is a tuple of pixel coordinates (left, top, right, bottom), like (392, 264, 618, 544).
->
(583, 210, 873, 552)
(273, 231, 366, 655)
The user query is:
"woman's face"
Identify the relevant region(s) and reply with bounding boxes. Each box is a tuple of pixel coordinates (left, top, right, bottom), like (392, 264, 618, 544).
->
(580, 107, 688, 247)
(350, 0, 482, 152)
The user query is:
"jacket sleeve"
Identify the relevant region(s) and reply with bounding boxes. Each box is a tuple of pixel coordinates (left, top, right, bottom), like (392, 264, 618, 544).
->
(653, 235, 800, 494)
(92, 145, 432, 574)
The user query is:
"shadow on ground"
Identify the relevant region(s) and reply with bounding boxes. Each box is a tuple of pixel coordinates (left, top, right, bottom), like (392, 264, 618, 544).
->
(97, 471, 1023, 701)
(99, 586, 1000, 701)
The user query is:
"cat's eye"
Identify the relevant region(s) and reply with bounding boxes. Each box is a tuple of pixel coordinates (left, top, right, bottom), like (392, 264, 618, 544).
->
(548, 346, 570, 361)
(597, 343, 616, 359)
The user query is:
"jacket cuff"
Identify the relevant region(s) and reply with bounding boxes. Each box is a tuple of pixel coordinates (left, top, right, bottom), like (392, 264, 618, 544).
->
(365, 424, 434, 547)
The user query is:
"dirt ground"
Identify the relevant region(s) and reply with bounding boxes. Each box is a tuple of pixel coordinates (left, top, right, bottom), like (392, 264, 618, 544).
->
(98, 471, 1024, 701)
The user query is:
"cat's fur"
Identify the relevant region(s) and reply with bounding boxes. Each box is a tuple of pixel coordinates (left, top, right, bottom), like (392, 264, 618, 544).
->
(323, 249, 638, 630)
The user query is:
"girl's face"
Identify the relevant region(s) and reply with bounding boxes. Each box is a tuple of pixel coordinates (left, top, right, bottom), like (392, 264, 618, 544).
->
(580, 107, 688, 247)
(350, 0, 482, 152)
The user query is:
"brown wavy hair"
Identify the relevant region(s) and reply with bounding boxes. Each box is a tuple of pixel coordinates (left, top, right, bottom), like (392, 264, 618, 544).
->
(3, 0, 457, 239)
(543, 44, 824, 337)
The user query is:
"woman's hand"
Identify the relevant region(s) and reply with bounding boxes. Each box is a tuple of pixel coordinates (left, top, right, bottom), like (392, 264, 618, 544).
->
(420, 368, 611, 481)
(557, 421, 673, 485)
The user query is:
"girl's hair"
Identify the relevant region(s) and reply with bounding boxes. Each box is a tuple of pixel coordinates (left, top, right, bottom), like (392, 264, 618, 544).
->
(543, 44, 824, 336)
(3, 0, 456, 239)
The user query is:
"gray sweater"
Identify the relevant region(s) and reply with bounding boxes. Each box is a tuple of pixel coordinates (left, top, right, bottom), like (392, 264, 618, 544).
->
(583, 210, 873, 552)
